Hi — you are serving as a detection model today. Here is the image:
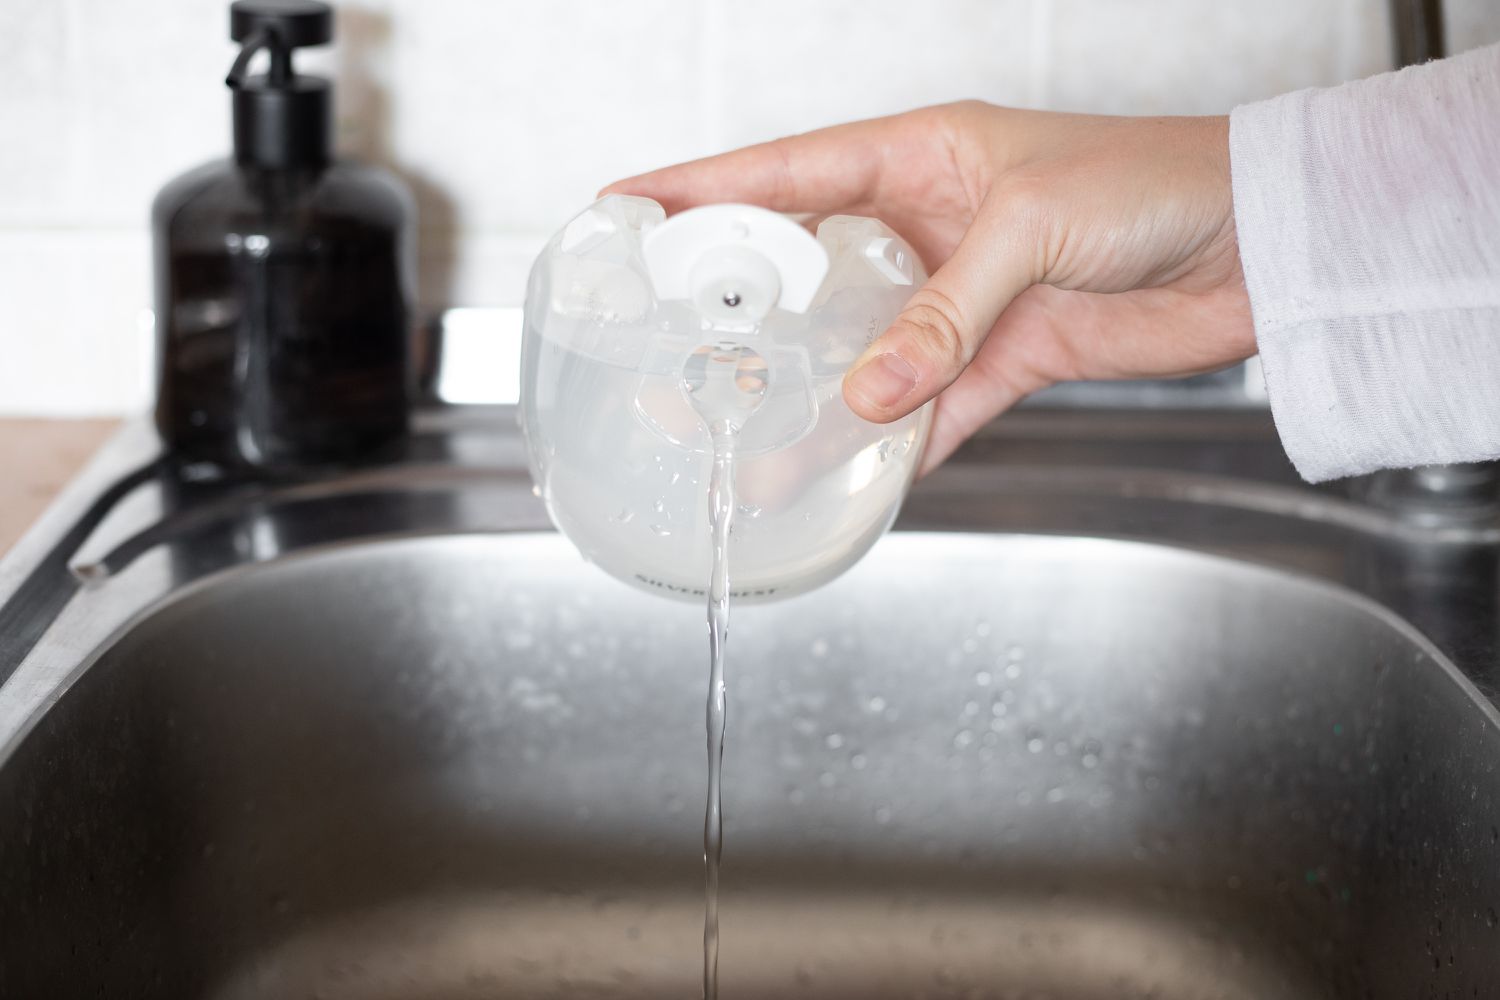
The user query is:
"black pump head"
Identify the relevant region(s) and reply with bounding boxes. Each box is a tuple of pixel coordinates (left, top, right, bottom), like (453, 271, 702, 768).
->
(226, 0, 334, 169)
(231, 0, 332, 48)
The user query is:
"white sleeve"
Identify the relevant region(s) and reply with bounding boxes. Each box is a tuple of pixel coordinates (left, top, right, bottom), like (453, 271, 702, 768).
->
(1229, 43, 1500, 483)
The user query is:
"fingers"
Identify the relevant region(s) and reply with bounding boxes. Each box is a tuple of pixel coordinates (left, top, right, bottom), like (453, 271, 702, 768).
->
(843, 203, 1040, 423)
(914, 279, 1256, 476)
(916, 329, 1050, 476)
(914, 285, 1068, 475)
(600, 116, 893, 215)
(918, 361, 1032, 477)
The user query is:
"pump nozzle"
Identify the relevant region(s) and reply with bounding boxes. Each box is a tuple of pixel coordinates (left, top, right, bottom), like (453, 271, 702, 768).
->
(226, 27, 293, 89)
(225, 0, 334, 168)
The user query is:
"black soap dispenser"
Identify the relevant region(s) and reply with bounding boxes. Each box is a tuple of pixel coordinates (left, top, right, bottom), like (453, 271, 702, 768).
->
(152, 0, 415, 471)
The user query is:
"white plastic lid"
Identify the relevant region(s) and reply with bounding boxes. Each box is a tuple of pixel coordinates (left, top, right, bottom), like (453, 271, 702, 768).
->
(640, 204, 831, 320)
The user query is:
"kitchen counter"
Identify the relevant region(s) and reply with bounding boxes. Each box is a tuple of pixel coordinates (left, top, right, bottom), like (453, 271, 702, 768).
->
(0, 419, 119, 559)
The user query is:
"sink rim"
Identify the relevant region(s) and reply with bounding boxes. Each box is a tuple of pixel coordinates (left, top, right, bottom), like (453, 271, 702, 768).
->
(3, 527, 1491, 773)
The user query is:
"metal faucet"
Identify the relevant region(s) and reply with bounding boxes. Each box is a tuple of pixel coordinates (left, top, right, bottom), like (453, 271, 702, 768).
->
(1389, 0, 1446, 67)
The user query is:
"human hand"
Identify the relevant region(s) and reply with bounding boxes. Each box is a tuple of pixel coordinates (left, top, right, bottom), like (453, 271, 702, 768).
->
(603, 102, 1254, 473)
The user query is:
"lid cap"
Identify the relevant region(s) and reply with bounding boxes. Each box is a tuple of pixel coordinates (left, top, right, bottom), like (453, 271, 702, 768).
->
(231, 0, 332, 47)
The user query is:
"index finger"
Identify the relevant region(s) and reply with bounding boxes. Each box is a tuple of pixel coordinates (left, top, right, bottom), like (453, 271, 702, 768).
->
(600, 116, 893, 215)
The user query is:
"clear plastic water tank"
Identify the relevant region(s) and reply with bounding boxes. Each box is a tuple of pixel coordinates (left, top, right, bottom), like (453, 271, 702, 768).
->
(520, 195, 931, 602)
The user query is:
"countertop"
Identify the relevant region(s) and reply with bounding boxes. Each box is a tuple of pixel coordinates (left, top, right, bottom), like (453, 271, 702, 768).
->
(0, 418, 120, 559)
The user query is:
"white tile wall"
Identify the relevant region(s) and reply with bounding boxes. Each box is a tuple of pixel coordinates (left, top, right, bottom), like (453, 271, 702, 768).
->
(1047, 0, 1392, 114)
(0, 230, 154, 415)
(714, 0, 1036, 148)
(1449, 0, 1500, 53)
(3, 0, 1497, 416)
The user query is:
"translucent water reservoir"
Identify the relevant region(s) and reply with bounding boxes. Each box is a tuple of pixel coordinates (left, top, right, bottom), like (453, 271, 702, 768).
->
(520, 196, 931, 601)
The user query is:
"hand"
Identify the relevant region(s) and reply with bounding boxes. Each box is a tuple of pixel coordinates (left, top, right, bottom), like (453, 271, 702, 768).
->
(603, 101, 1255, 473)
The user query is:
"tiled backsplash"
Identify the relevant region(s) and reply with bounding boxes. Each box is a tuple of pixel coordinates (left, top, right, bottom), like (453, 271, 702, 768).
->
(3, 0, 1497, 416)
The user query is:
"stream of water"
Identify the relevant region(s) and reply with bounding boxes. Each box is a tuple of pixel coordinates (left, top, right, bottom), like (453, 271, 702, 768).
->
(701, 422, 735, 1000)
(682, 342, 767, 1000)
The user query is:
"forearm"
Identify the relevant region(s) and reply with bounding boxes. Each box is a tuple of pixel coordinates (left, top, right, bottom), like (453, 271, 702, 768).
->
(1231, 43, 1500, 482)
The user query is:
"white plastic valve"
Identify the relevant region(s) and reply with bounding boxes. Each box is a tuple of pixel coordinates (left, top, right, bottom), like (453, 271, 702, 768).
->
(641, 204, 830, 315)
(688, 245, 781, 324)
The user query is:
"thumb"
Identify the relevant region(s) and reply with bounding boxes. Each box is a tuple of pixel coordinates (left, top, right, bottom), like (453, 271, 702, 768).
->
(842, 208, 1037, 422)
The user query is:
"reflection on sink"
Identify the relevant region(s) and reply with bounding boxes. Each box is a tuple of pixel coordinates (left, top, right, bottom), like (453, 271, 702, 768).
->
(3, 532, 1499, 998)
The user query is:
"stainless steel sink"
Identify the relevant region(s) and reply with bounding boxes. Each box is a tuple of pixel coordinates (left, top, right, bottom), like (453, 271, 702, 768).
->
(2, 408, 1498, 999)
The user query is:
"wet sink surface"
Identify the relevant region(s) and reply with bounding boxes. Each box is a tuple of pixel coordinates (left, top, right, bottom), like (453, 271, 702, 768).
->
(3, 532, 1500, 999)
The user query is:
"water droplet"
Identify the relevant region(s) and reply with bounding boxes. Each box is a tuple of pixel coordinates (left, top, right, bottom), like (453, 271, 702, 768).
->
(652, 499, 666, 513)
(961, 637, 978, 654)
(530, 484, 542, 498)
(681, 341, 769, 430)
(963, 700, 980, 717)
(609, 507, 635, 524)
(649, 524, 672, 536)
(867, 695, 887, 713)
(737, 503, 762, 518)
(953, 729, 974, 749)
(975, 621, 992, 637)
(1007, 645, 1026, 661)
(850, 753, 868, 770)
(1027, 737, 1045, 754)
(810, 638, 830, 658)
(1004, 662, 1023, 680)
(974, 670, 992, 687)
(1046, 786, 1065, 803)
(825, 733, 845, 750)
(669, 472, 681, 485)
(1081, 739, 1103, 769)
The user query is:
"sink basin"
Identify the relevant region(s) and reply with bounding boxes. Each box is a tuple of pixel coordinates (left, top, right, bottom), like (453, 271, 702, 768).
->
(4, 529, 1498, 999)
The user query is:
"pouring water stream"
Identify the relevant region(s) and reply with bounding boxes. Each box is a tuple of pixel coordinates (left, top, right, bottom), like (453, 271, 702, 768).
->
(681, 341, 769, 1000)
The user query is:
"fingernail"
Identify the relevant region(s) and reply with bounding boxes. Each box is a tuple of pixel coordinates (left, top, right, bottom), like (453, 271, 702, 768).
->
(847, 353, 917, 410)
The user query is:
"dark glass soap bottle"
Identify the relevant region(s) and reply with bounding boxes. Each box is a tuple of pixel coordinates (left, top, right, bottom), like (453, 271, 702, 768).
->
(153, 0, 414, 471)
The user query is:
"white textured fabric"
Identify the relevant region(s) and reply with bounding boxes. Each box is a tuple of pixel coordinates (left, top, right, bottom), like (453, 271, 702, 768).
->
(1229, 44, 1500, 483)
